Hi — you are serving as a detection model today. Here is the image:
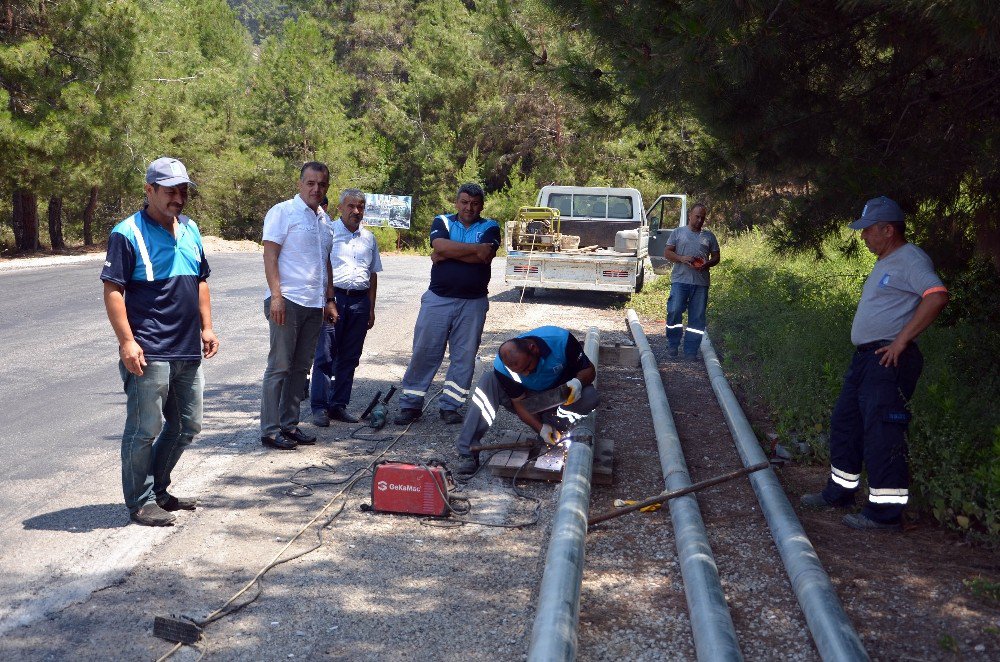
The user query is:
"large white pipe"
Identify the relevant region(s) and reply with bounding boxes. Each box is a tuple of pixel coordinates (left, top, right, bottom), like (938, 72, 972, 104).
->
(627, 310, 743, 661)
(528, 327, 600, 661)
(700, 334, 869, 661)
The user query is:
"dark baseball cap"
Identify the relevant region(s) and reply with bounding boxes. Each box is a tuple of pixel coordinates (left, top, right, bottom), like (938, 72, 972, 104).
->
(145, 157, 195, 187)
(850, 196, 904, 229)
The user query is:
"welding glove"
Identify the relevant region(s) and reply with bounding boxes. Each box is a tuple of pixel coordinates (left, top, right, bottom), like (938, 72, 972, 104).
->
(539, 423, 562, 446)
(564, 378, 583, 405)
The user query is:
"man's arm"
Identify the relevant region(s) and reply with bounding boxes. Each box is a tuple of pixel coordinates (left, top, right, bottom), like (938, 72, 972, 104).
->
(877, 291, 949, 367)
(367, 272, 378, 329)
(103, 281, 146, 376)
(430, 238, 496, 264)
(198, 281, 220, 359)
(263, 240, 285, 325)
(701, 249, 721, 270)
(575, 363, 596, 387)
(323, 255, 338, 324)
(663, 243, 697, 266)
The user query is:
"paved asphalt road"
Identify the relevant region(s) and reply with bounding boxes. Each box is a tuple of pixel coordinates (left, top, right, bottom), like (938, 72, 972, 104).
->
(0, 253, 506, 634)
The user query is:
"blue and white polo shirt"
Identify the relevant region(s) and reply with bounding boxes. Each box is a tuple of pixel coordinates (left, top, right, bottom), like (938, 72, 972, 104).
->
(428, 213, 500, 299)
(100, 209, 210, 361)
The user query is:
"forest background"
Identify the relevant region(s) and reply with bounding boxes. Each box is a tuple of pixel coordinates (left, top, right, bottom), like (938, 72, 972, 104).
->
(2, 0, 998, 542)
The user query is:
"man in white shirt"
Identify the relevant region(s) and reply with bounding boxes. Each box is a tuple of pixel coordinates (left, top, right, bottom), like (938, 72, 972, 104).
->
(260, 162, 337, 450)
(311, 189, 382, 426)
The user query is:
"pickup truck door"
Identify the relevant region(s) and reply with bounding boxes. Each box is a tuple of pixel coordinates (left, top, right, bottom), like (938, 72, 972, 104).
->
(645, 194, 687, 274)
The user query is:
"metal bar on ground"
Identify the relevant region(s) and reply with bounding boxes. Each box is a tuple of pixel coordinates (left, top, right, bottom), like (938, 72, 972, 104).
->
(527, 327, 600, 662)
(588, 461, 770, 526)
(626, 309, 743, 662)
(700, 334, 870, 662)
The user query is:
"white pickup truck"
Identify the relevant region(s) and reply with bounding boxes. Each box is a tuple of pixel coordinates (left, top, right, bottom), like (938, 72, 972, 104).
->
(504, 185, 687, 295)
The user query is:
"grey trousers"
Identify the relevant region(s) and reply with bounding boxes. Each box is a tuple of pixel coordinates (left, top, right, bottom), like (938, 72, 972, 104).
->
(455, 370, 600, 456)
(398, 290, 489, 412)
(260, 297, 323, 437)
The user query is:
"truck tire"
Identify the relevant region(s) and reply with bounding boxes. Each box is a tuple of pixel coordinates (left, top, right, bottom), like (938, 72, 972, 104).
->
(522, 287, 537, 298)
(634, 266, 645, 293)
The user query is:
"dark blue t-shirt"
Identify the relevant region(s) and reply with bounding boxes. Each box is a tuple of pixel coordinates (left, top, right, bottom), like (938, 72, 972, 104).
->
(100, 210, 210, 361)
(428, 213, 501, 299)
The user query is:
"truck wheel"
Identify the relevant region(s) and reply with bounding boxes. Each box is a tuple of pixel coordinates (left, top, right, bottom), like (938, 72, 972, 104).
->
(634, 267, 645, 293)
(521, 287, 536, 298)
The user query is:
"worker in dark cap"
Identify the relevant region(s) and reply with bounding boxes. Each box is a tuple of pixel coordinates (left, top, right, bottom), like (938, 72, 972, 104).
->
(801, 196, 948, 531)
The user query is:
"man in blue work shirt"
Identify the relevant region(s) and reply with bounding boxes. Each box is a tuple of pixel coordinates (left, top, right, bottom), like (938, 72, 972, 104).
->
(101, 157, 220, 527)
(394, 183, 500, 425)
(801, 196, 948, 531)
(453, 326, 599, 474)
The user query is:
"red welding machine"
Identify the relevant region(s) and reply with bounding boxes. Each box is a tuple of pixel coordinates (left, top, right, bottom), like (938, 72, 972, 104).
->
(370, 461, 452, 517)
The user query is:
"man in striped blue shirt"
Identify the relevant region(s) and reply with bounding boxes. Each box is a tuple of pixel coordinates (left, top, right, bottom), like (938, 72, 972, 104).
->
(101, 157, 219, 527)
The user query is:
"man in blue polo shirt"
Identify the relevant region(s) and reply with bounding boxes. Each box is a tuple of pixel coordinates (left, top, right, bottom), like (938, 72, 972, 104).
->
(453, 326, 599, 473)
(101, 157, 220, 527)
(394, 183, 501, 425)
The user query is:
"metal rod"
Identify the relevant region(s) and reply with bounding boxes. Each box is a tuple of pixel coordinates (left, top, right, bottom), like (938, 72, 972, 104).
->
(626, 309, 743, 662)
(527, 327, 600, 662)
(588, 461, 770, 526)
(700, 334, 869, 661)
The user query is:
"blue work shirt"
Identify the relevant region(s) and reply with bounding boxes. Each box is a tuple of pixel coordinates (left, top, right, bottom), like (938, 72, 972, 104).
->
(100, 209, 210, 361)
(493, 326, 592, 399)
(428, 213, 500, 299)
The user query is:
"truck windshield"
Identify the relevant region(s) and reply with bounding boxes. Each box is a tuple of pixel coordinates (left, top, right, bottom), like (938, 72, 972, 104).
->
(547, 193, 633, 219)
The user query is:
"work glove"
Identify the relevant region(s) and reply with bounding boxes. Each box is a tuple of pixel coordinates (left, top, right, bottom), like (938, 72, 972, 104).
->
(539, 423, 562, 447)
(564, 378, 583, 405)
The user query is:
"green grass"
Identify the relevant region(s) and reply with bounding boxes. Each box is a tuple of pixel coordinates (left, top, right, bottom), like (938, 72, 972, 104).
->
(631, 229, 1000, 543)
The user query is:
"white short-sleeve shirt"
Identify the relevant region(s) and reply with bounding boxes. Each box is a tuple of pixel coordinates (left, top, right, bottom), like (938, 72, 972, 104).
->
(329, 219, 383, 290)
(262, 194, 333, 308)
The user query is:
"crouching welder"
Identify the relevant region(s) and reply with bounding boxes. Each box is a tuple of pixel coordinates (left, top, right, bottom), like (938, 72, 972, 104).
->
(454, 326, 599, 474)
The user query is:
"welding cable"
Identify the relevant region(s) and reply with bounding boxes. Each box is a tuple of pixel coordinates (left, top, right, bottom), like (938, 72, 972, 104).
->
(156, 392, 445, 662)
(285, 462, 374, 498)
(419, 457, 542, 529)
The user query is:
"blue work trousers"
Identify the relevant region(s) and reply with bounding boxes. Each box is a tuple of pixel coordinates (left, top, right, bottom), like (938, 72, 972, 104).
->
(455, 370, 600, 456)
(311, 291, 371, 412)
(666, 282, 708, 357)
(119, 359, 203, 513)
(398, 291, 489, 412)
(822, 343, 923, 523)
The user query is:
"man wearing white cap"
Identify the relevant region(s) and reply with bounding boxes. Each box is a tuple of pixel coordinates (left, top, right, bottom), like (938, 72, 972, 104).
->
(101, 157, 220, 527)
(801, 196, 948, 531)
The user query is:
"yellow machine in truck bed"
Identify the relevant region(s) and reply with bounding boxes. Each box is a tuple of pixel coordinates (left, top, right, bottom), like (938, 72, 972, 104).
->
(507, 206, 563, 252)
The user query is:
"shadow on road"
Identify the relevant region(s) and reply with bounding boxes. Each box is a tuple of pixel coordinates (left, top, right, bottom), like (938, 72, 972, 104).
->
(23, 503, 129, 532)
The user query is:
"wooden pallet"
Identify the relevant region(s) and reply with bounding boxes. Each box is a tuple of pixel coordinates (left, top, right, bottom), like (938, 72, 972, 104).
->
(486, 430, 614, 485)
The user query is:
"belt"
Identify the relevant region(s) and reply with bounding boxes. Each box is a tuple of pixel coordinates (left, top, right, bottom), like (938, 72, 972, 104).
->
(856, 340, 891, 352)
(334, 286, 369, 297)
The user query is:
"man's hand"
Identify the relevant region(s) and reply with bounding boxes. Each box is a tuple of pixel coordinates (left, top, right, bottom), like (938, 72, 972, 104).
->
(474, 243, 494, 262)
(875, 339, 907, 368)
(269, 294, 286, 326)
(120, 340, 147, 376)
(564, 378, 583, 405)
(539, 423, 562, 446)
(430, 249, 444, 264)
(325, 300, 339, 325)
(368, 309, 376, 329)
(202, 328, 220, 359)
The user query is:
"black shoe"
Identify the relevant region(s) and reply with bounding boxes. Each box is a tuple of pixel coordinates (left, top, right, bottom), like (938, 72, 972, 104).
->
(843, 513, 902, 532)
(262, 434, 297, 450)
(156, 494, 198, 511)
(329, 406, 359, 423)
(456, 454, 479, 474)
(282, 427, 317, 445)
(394, 408, 422, 425)
(800, 492, 853, 510)
(130, 503, 176, 527)
(312, 410, 331, 427)
(439, 409, 464, 425)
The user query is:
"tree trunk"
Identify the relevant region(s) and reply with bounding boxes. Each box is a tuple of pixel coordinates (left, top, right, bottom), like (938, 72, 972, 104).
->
(48, 195, 65, 250)
(82, 186, 98, 245)
(12, 189, 39, 251)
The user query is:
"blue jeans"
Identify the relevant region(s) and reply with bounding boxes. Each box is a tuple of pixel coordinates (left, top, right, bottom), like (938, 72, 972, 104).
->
(666, 282, 709, 356)
(119, 359, 203, 513)
(311, 291, 371, 412)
